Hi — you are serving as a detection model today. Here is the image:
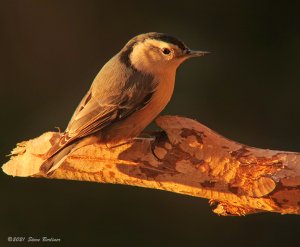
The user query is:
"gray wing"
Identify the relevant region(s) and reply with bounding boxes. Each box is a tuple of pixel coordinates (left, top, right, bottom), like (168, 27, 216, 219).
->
(66, 69, 156, 140)
(46, 56, 156, 158)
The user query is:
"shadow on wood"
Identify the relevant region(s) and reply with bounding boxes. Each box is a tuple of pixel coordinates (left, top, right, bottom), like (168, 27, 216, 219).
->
(3, 115, 300, 216)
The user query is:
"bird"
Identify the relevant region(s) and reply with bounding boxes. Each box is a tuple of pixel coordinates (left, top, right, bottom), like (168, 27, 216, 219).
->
(40, 32, 209, 173)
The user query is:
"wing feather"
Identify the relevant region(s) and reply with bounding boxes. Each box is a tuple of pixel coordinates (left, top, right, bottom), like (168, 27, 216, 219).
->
(44, 56, 156, 159)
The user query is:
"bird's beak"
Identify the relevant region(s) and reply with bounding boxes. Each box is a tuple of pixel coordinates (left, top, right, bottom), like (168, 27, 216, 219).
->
(184, 49, 210, 58)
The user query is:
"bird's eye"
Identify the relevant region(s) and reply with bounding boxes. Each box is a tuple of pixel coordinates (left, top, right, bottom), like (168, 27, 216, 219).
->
(162, 48, 171, 55)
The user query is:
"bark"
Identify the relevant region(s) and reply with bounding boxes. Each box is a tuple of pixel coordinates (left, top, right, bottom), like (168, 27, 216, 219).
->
(3, 115, 300, 216)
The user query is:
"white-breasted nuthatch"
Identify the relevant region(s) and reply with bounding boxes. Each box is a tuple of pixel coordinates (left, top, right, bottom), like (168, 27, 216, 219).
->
(41, 32, 209, 173)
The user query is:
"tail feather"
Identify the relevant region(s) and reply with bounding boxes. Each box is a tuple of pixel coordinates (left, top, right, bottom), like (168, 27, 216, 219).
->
(44, 133, 73, 161)
(40, 134, 99, 174)
(40, 142, 77, 174)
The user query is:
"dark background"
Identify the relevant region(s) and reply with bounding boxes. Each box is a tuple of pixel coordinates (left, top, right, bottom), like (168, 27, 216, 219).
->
(1, 1, 300, 246)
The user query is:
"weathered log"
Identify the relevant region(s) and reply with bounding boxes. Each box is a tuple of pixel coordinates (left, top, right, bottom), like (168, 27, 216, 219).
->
(3, 115, 300, 216)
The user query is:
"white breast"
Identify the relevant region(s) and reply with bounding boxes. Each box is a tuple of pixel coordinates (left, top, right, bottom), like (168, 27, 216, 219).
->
(149, 72, 176, 113)
(126, 71, 175, 131)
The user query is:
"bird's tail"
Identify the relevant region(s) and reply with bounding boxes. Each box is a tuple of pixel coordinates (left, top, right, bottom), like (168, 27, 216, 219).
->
(40, 134, 99, 174)
(40, 140, 77, 174)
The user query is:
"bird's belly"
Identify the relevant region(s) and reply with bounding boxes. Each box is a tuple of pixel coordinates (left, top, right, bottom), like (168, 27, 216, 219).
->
(102, 75, 175, 142)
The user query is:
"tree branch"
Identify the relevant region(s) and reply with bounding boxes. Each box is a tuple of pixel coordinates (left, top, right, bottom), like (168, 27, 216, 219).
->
(3, 115, 300, 216)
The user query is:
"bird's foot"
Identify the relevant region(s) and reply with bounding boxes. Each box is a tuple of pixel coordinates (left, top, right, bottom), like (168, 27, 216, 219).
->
(150, 130, 169, 161)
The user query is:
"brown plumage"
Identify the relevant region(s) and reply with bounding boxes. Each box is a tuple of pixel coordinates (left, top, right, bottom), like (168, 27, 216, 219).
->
(40, 32, 209, 173)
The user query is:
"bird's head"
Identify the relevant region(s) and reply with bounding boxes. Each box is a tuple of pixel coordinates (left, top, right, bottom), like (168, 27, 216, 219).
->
(119, 32, 209, 75)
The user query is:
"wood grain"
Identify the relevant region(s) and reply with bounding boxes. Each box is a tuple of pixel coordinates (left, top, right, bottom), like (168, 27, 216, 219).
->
(3, 115, 300, 216)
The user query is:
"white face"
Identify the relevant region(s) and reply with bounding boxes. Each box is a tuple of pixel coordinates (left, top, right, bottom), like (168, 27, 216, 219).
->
(130, 39, 188, 75)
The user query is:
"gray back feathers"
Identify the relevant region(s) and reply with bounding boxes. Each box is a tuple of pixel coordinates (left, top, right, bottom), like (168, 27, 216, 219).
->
(65, 54, 156, 143)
